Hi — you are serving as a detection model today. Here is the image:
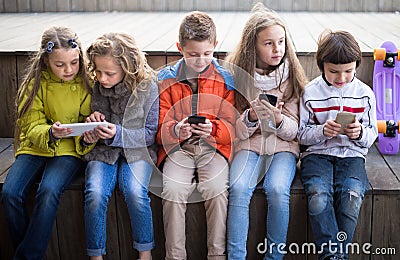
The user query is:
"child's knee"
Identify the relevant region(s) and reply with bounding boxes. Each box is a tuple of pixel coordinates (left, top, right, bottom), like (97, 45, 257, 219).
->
(339, 177, 366, 214)
(305, 181, 330, 216)
(198, 180, 228, 200)
(308, 191, 328, 216)
(342, 177, 367, 197)
(162, 181, 194, 203)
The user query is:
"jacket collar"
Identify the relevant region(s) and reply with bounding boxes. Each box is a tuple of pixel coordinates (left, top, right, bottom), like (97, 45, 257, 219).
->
(42, 69, 81, 83)
(97, 81, 131, 98)
(158, 58, 234, 90)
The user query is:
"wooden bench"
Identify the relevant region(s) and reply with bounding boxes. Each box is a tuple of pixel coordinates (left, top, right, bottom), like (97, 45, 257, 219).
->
(1, 137, 399, 260)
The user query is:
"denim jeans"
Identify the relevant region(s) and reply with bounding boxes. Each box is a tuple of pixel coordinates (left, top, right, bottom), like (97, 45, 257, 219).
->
(227, 151, 296, 260)
(1, 154, 84, 260)
(300, 154, 369, 260)
(84, 158, 155, 256)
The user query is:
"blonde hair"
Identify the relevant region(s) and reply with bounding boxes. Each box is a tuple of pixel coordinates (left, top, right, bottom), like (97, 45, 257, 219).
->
(15, 26, 90, 144)
(225, 2, 307, 112)
(86, 32, 156, 95)
(179, 11, 217, 46)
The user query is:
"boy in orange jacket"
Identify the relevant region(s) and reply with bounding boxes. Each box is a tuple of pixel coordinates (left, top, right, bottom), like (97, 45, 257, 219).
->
(156, 11, 236, 260)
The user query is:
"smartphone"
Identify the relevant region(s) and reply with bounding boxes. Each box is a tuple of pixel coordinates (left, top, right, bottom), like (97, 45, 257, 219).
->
(188, 115, 206, 124)
(259, 93, 278, 106)
(335, 112, 356, 134)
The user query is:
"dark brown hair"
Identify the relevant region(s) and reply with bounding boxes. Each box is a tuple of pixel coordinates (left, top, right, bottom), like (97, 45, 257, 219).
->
(316, 29, 362, 72)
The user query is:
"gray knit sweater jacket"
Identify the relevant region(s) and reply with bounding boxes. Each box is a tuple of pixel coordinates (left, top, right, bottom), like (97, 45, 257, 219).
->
(83, 80, 159, 164)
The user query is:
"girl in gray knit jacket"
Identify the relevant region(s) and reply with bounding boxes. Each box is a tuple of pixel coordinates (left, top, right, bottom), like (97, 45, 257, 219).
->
(83, 33, 159, 260)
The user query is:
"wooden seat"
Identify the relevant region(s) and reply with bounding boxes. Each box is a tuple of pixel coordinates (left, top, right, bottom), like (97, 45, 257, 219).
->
(1, 137, 399, 260)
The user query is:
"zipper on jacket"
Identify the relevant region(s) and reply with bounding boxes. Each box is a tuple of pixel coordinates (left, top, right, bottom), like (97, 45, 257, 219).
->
(182, 79, 197, 115)
(339, 88, 343, 112)
(191, 80, 199, 115)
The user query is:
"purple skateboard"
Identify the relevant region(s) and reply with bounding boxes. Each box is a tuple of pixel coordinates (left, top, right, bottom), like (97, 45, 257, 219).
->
(373, 41, 400, 155)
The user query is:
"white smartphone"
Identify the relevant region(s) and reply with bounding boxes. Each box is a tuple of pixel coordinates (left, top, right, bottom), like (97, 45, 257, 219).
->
(60, 122, 108, 137)
(335, 112, 356, 134)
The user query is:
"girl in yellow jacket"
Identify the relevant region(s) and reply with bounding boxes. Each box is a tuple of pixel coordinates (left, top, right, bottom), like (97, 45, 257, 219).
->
(1, 26, 93, 260)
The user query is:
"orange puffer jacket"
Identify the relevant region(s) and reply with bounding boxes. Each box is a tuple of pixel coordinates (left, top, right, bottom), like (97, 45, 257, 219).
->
(156, 58, 236, 167)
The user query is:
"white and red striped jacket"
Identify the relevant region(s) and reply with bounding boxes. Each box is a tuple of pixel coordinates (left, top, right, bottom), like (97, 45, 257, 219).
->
(298, 75, 378, 159)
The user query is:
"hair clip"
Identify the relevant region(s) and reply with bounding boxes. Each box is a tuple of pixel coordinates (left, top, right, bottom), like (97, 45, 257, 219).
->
(68, 39, 78, 48)
(46, 41, 54, 53)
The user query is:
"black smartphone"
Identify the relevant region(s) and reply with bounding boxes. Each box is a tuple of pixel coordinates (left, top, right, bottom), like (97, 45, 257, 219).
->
(259, 93, 278, 106)
(188, 115, 206, 124)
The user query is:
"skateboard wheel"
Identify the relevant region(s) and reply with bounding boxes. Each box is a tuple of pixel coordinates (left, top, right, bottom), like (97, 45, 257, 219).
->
(374, 48, 386, 60)
(377, 120, 387, 133)
(397, 49, 400, 60)
(398, 120, 400, 133)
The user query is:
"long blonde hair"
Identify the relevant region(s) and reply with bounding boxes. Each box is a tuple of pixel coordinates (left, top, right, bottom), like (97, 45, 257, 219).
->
(15, 26, 91, 147)
(225, 2, 307, 112)
(86, 32, 156, 96)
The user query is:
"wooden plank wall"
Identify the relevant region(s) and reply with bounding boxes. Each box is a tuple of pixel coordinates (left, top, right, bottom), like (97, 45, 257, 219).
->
(1, 0, 400, 12)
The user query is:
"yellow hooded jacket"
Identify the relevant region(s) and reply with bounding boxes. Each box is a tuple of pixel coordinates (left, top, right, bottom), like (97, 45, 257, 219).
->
(16, 70, 93, 158)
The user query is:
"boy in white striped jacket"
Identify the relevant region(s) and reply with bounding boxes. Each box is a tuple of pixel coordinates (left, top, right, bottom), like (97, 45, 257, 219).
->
(298, 30, 378, 260)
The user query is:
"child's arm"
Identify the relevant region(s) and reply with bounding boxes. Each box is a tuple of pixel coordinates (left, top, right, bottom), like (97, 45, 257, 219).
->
(19, 113, 55, 151)
(156, 83, 191, 146)
(108, 82, 160, 148)
(274, 98, 300, 141)
(235, 108, 260, 140)
(205, 89, 236, 145)
(298, 95, 331, 145)
(348, 93, 378, 148)
(17, 83, 57, 152)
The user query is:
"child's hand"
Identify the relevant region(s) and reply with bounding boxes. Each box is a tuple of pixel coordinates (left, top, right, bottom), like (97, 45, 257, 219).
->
(250, 98, 284, 126)
(51, 121, 72, 138)
(259, 99, 284, 127)
(190, 119, 212, 138)
(248, 99, 264, 121)
(86, 111, 105, 122)
(344, 120, 362, 139)
(174, 118, 193, 140)
(94, 122, 116, 140)
(323, 120, 342, 137)
(82, 130, 99, 144)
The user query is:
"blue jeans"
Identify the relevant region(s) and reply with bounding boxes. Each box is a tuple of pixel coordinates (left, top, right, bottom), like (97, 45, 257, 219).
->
(84, 158, 155, 256)
(227, 151, 296, 260)
(300, 154, 369, 260)
(1, 154, 84, 260)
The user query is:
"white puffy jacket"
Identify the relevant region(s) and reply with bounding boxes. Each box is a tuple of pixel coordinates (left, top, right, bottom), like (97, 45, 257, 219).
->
(298, 75, 378, 159)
